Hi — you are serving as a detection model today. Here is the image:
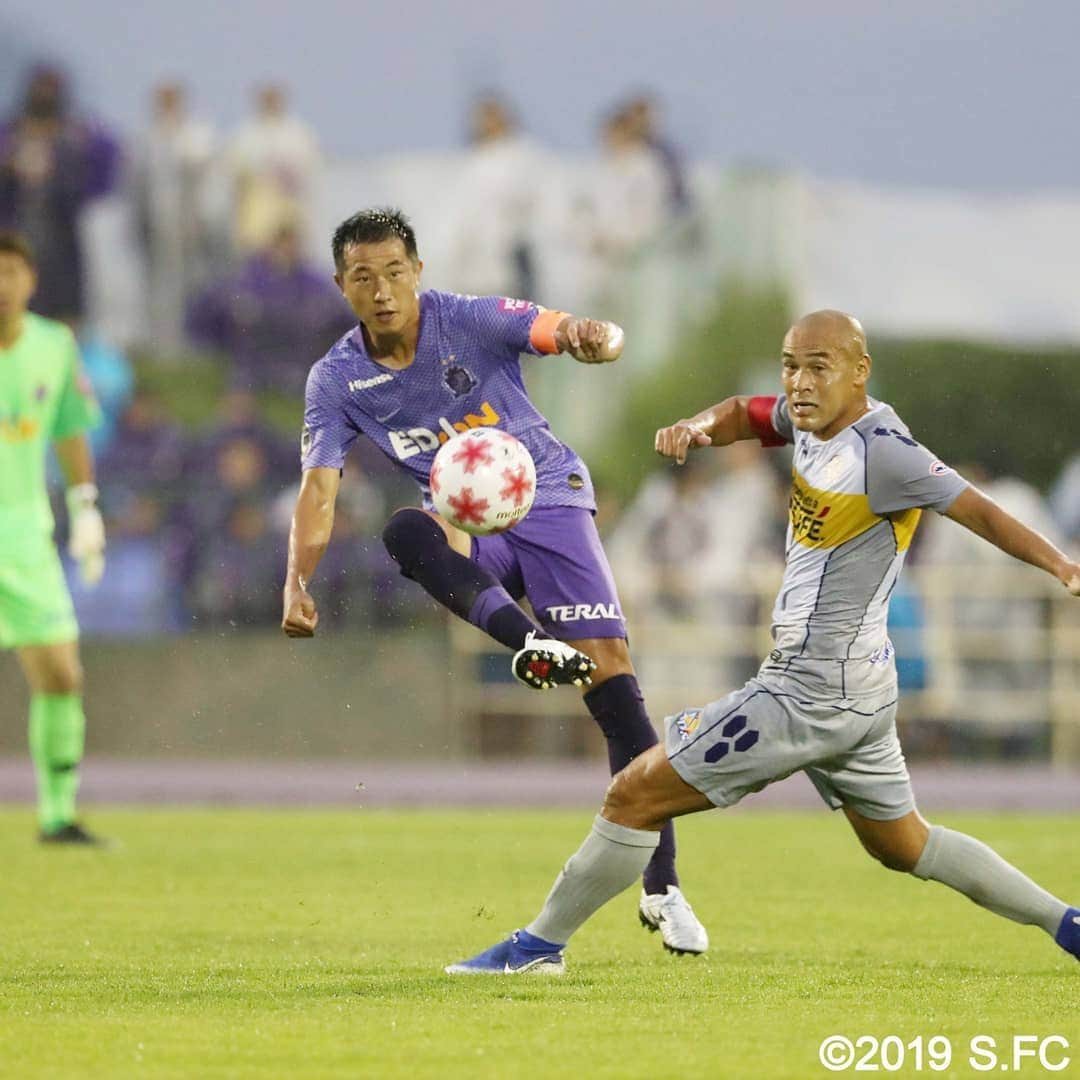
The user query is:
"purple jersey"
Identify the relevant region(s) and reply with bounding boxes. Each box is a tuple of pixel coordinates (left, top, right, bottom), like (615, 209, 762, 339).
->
(301, 291, 595, 511)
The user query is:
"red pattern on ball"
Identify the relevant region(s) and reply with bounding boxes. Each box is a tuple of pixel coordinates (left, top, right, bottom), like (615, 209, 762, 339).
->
(499, 465, 533, 508)
(451, 438, 496, 474)
(445, 486, 490, 526)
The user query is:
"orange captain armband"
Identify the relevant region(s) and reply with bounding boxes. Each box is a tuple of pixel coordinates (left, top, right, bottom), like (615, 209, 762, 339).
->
(746, 395, 787, 447)
(528, 309, 570, 354)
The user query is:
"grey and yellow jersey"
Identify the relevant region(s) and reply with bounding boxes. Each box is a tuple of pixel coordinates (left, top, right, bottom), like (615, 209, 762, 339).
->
(752, 394, 968, 690)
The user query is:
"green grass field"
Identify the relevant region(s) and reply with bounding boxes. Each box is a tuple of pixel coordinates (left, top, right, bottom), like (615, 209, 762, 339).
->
(1, 808, 1077, 1079)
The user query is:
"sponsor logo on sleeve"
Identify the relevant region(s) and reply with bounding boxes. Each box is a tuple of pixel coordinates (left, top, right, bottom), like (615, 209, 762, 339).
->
(929, 460, 953, 476)
(498, 298, 531, 312)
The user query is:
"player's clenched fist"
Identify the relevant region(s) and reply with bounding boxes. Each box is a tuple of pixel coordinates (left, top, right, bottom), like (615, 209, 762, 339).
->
(1060, 563, 1080, 596)
(282, 583, 319, 637)
(655, 420, 713, 465)
(557, 317, 624, 363)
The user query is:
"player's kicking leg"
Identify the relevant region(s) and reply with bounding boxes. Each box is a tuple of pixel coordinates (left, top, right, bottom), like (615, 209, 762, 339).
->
(845, 807, 1080, 963)
(386, 503, 706, 953)
(447, 744, 710, 973)
(18, 641, 105, 845)
(381, 508, 595, 689)
(567, 635, 708, 955)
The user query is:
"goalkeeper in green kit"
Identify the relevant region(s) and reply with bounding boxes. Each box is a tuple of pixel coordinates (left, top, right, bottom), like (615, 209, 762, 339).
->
(0, 231, 108, 844)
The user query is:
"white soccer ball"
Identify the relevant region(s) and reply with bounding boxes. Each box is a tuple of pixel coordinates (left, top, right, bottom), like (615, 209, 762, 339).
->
(429, 428, 536, 536)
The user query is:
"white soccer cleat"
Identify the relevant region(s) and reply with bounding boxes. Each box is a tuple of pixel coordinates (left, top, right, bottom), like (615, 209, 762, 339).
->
(511, 631, 596, 691)
(638, 886, 709, 955)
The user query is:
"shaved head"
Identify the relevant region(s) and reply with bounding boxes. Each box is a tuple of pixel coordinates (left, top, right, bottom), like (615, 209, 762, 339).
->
(780, 309, 872, 439)
(785, 309, 867, 363)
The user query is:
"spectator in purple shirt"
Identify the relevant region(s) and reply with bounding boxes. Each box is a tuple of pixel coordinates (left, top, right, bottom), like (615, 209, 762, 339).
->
(0, 65, 121, 321)
(186, 220, 354, 394)
(189, 496, 283, 628)
(97, 387, 188, 507)
(189, 388, 295, 487)
(91, 388, 190, 623)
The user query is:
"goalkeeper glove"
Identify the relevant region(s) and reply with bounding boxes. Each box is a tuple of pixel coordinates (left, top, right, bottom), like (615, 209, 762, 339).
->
(66, 482, 106, 586)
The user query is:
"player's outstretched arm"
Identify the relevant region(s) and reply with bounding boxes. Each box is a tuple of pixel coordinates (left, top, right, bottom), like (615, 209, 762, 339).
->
(282, 467, 341, 637)
(655, 396, 758, 464)
(945, 485, 1080, 595)
(55, 432, 106, 586)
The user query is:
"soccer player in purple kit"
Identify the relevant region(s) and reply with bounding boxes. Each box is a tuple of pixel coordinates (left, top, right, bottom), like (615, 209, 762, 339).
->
(281, 208, 708, 954)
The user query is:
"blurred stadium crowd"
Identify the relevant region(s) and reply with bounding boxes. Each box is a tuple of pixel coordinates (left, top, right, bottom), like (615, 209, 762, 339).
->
(4, 61, 1080, 675)
(0, 64, 700, 633)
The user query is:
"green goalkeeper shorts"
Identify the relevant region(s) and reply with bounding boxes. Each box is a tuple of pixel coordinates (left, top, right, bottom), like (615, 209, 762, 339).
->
(0, 543, 79, 649)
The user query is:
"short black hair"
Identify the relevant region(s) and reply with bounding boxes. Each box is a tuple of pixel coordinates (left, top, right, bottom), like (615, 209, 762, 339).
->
(332, 207, 418, 271)
(0, 229, 36, 268)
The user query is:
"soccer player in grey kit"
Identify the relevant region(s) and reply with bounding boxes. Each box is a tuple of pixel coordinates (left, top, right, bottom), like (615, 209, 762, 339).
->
(282, 208, 708, 953)
(448, 309, 1080, 974)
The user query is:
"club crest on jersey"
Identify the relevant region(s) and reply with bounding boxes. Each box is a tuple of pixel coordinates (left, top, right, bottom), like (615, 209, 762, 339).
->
(821, 447, 854, 485)
(673, 708, 703, 741)
(443, 364, 477, 398)
(388, 401, 501, 460)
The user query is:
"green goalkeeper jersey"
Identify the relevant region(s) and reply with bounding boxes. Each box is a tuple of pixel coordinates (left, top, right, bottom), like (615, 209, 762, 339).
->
(0, 313, 101, 554)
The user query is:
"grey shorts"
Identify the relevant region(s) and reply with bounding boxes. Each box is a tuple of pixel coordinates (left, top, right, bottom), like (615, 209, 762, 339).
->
(664, 675, 914, 821)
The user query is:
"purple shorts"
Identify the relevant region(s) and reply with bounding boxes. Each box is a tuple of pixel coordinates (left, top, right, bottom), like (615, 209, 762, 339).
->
(471, 506, 627, 640)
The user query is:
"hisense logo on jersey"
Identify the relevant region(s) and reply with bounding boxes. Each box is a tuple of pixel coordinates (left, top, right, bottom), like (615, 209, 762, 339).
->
(389, 401, 501, 460)
(348, 372, 394, 392)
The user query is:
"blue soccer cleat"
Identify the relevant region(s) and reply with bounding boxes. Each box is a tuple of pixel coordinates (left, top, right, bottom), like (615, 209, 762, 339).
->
(445, 929, 566, 976)
(1055, 906, 1080, 961)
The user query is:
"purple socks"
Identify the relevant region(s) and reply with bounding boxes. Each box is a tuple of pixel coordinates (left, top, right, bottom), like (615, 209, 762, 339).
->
(382, 509, 540, 650)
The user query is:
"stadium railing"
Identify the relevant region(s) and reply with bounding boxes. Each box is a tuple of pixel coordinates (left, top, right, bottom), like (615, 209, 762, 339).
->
(447, 563, 1080, 765)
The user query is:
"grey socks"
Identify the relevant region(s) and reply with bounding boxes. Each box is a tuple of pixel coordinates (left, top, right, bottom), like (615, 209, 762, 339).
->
(527, 815, 660, 945)
(523, 818, 1067, 951)
(912, 824, 1068, 936)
